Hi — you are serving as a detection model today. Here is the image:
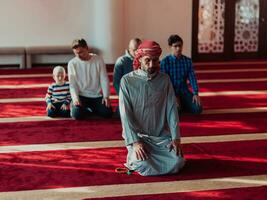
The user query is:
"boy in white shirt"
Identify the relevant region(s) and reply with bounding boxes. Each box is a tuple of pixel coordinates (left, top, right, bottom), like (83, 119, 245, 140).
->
(68, 38, 113, 119)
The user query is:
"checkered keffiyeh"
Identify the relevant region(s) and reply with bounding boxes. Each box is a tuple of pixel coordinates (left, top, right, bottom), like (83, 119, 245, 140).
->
(133, 40, 162, 70)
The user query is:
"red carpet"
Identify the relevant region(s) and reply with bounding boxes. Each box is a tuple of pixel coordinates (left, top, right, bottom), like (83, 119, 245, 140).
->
(1, 113, 267, 146)
(0, 140, 266, 192)
(0, 63, 267, 198)
(0, 88, 47, 98)
(0, 102, 46, 117)
(2, 93, 267, 117)
(202, 94, 267, 109)
(0, 77, 53, 85)
(196, 71, 267, 79)
(0, 87, 117, 98)
(199, 81, 267, 92)
(1, 81, 266, 98)
(86, 186, 267, 200)
(0, 67, 53, 75)
(194, 62, 267, 70)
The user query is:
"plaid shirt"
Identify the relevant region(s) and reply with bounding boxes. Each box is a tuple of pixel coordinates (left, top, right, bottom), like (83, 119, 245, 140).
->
(160, 54, 199, 95)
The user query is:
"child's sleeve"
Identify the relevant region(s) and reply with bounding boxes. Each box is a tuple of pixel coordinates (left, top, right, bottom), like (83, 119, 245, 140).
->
(63, 83, 71, 105)
(45, 85, 53, 104)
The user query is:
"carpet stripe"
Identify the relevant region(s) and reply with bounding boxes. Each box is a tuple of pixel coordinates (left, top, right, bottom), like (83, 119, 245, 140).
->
(0, 84, 49, 89)
(1, 107, 267, 122)
(0, 98, 44, 103)
(0, 133, 266, 153)
(83, 186, 267, 200)
(1, 90, 267, 102)
(0, 175, 266, 200)
(0, 74, 51, 78)
(1, 68, 267, 78)
(202, 107, 267, 114)
(194, 61, 267, 66)
(200, 90, 267, 96)
(0, 116, 71, 123)
(198, 78, 267, 83)
(1, 83, 267, 98)
(196, 68, 267, 73)
(0, 78, 267, 88)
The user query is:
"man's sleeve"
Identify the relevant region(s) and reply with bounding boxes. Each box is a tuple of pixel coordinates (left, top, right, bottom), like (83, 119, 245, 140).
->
(113, 58, 124, 95)
(99, 57, 110, 98)
(160, 58, 171, 75)
(166, 77, 180, 140)
(160, 59, 167, 73)
(188, 59, 199, 95)
(67, 62, 80, 102)
(119, 77, 140, 145)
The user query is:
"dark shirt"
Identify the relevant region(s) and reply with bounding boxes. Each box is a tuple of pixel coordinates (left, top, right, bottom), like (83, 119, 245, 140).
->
(113, 50, 134, 95)
(160, 54, 199, 95)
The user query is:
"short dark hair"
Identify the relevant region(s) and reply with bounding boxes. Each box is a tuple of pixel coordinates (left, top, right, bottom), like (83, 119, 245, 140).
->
(168, 34, 183, 46)
(133, 38, 142, 44)
(72, 38, 88, 49)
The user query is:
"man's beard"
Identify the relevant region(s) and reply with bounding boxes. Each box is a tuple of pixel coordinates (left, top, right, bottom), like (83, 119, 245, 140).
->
(142, 66, 159, 74)
(147, 68, 156, 74)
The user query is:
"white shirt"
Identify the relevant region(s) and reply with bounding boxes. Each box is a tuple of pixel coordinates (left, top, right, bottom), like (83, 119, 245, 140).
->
(67, 53, 110, 102)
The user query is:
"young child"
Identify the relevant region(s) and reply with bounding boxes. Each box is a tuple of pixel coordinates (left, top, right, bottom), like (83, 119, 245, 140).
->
(45, 66, 71, 117)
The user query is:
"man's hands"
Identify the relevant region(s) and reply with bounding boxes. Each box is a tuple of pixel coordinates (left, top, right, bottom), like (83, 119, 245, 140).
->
(133, 139, 182, 160)
(102, 97, 111, 107)
(72, 97, 110, 108)
(169, 139, 181, 155)
(176, 96, 181, 108)
(192, 94, 201, 106)
(133, 142, 148, 161)
(73, 99, 81, 106)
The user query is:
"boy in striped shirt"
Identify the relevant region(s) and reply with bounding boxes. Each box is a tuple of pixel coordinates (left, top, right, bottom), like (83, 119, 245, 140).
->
(45, 66, 71, 117)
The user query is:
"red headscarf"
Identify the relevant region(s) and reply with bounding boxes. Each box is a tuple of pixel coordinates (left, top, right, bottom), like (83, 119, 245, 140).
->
(133, 40, 162, 70)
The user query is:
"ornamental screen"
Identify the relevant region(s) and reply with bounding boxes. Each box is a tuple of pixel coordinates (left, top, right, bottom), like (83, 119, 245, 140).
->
(234, 0, 259, 52)
(198, 0, 225, 53)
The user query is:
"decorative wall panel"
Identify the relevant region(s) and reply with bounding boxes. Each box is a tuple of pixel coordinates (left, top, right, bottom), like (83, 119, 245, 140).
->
(198, 0, 225, 53)
(234, 0, 259, 52)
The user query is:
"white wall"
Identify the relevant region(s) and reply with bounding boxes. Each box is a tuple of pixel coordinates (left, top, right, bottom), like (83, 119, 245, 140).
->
(0, 0, 94, 46)
(93, 0, 125, 63)
(124, 0, 192, 58)
(0, 0, 192, 64)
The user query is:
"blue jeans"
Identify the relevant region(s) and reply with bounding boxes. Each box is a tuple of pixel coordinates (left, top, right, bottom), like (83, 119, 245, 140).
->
(47, 102, 70, 118)
(71, 96, 113, 120)
(178, 90, 203, 114)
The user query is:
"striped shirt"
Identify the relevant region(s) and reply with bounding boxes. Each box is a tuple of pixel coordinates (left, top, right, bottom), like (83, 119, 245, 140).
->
(45, 82, 71, 105)
(160, 54, 199, 95)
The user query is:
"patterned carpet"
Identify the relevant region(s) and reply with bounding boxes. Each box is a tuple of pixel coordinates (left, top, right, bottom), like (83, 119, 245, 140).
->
(0, 63, 267, 200)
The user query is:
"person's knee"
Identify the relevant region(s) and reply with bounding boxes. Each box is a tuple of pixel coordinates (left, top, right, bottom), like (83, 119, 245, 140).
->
(173, 155, 186, 172)
(101, 110, 113, 118)
(47, 109, 56, 117)
(191, 104, 203, 114)
(97, 107, 113, 118)
(71, 106, 83, 120)
(132, 159, 151, 175)
(60, 109, 70, 118)
(114, 106, 121, 119)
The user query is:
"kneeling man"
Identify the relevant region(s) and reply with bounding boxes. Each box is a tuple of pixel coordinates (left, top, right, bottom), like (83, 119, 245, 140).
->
(119, 40, 185, 176)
